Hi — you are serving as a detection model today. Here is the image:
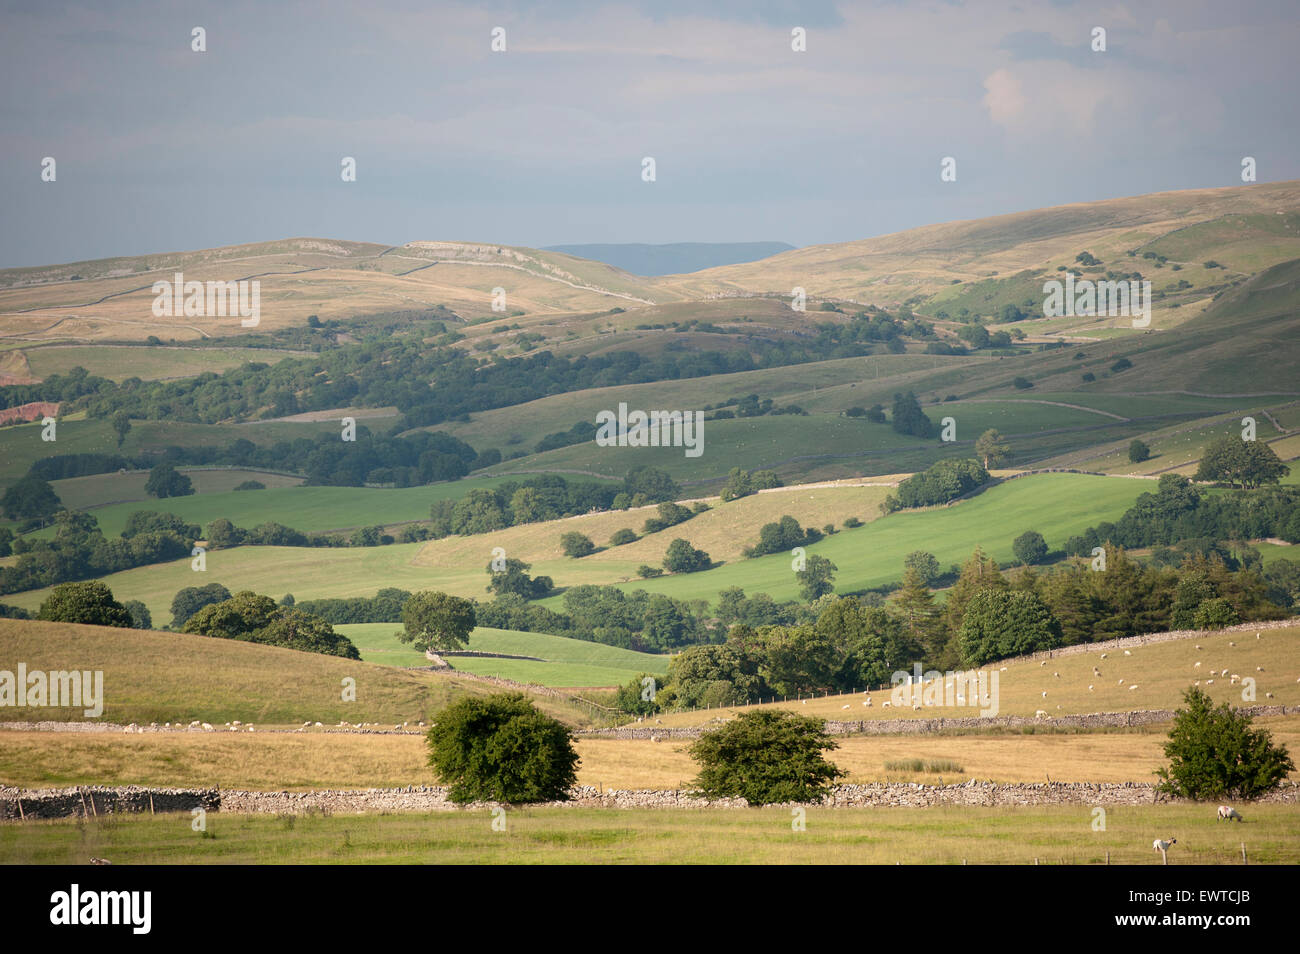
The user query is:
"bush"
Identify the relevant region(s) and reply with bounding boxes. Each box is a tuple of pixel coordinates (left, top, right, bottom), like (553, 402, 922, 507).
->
(1156, 688, 1293, 800)
(1128, 440, 1151, 463)
(560, 532, 596, 558)
(1110, 357, 1133, 373)
(636, 565, 664, 578)
(688, 710, 843, 805)
(233, 480, 266, 491)
(609, 528, 638, 547)
(123, 599, 152, 630)
(170, 583, 233, 628)
(663, 538, 711, 573)
(426, 693, 579, 804)
(1012, 376, 1033, 390)
(37, 581, 132, 628)
(1012, 530, 1048, 565)
(144, 463, 194, 499)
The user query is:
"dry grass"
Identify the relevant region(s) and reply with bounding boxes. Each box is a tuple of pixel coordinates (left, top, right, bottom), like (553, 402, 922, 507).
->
(4, 716, 1297, 791)
(649, 624, 1300, 726)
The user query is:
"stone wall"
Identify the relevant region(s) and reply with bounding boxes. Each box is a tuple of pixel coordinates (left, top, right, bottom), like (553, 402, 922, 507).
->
(5, 781, 1297, 817)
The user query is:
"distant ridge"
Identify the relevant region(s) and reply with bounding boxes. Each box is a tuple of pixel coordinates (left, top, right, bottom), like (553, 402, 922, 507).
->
(542, 241, 795, 276)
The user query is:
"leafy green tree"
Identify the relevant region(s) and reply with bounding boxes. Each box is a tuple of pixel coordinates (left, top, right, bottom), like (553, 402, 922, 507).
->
(796, 554, 837, 601)
(123, 599, 152, 630)
(170, 583, 232, 627)
(451, 488, 509, 534)
(623, 466, 680, 504)
(890, 391, 933, 438)
(975, 429, 1009, 469)
(688, 710, 843, 805)
(609, 528, 638, 547)
(663, 538, 711, 573)
(1012, 530, 1049, 565)
(958, 588, 1062, 666)
(1128, 439, 1151, 463)
(111, 411, 132, 447)
(1195, 435, 1289, 489)
(1192, 597, 1239, 630)
(904, 550, 942, 585)
(719, 467, 755, 502)
(183, 591, 279, 638)
(256, 609, 360, 658)
(37, 581, 132, 627)
(560, 531, 596, 558)
(1156, 687, 1293, 800)
(144, 463, 194, 499)
(893, 566, 943, 659)
(399, 591, 476, 652)
(1, 476, 62, 520)
(485, 558, 553, 599)
(426, 693, 579, 804)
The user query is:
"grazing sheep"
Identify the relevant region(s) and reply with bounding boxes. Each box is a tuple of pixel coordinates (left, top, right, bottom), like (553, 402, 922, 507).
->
(1194, 662, 1201, 668)
(650, 735, 661, 743)
(862, 700, 871, 707)
(882, 701, 892, 708)
(1153, 838, 1176, 852)
(1119, 678, 1126, 685)
(1257, 666, 1264, 672)
(841, 704, 850, 710)
(1194, 681, 1200, 686)
(1124, 650, 1132, 656)
(1206, 679, 1214, 684)
(912, 704, 922, 711)
(1035, 710, 1048, 718)
(1195, 644, 1202, 650)
(1266, 692, 1274, 699)
(1088, 685, 1094, 691)
(201, 723, 212, 731)
(1217, 806, 1242, 822)
(1129, 685, 1139, 691)
(1053, 672, 1060, 678)
(999, 666, 1008, 672)
(1100, 653, 1108, 659)
(1040, 661, 1047, 667)
(1229, 641, 1236, 647)
(1041, 691, 1048, 698)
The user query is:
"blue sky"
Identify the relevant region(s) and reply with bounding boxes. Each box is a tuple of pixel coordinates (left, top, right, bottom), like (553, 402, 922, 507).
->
(2, 0, 1298, 267)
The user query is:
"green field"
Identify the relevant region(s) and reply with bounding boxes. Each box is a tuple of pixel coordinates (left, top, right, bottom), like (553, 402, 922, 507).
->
(537, 472, 1155, 607)
(3, 803, 1297, 865)
(27, 476, 518, 540)
(340, 623, 668, 686)
(49, 468, 305, 511)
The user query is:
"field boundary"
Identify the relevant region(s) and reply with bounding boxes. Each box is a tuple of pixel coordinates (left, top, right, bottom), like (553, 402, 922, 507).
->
(4, 780, 1297, 819)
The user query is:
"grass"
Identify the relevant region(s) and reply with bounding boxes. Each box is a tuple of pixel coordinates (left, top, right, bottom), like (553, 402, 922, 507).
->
(548, 472, 1153, 606)
(2, 803, 1297, 864)
(341, 623, 669, 686)
(49, 468, 305, 511)
(28, 475, 518, 540)
(647, 624, 1300, 726)
(21, 344, 306, 382)
(0, 620, 600, 729)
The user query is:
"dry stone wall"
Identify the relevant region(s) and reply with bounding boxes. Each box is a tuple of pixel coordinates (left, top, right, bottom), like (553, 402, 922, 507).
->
(5, 781, 1297, 818)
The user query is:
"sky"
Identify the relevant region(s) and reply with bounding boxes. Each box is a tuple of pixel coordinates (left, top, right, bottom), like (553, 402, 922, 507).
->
(2, 0, 1298, 267)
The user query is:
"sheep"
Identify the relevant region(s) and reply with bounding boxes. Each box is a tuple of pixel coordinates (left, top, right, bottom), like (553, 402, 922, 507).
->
(1229, 641, 1236, 647)
(201, 723, 212, 731)
(1217, 806, 1242, 822)
(1035, 709, 1048, 718)
(1256, 666, 1264, 672)
(1041, 691, 1048, 698)
(1040, 660, 1047, 667)
(650, 735, 661, 743)
(1153, 838, 1176, 853)
(1266, 692, 1274, 699)
(912, 704, 922, 711)
(1195, 644, 1202, 650)
(841, 704, 850, 710)
(1194, 661, 1201, 668)
(1124, 650, 1132, 656)
(1118, 678, 1126, 685)
(1053, 672, 1060, 678)
(1129, 685, 1139, 691)
(1100, 653, 1108, 659)
(882, 701, 892, 708)
(862, 700, 871, 707)
(1206, 678, 1215, 684)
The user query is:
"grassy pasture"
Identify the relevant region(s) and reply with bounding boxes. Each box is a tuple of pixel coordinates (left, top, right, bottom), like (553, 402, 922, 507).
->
(21, 345, 306, 382)
(544, 472, 1154, 606)
(3, 803, 1297, 865)
(0, 620, 600, 728)
(29, 476, 516, 540)
(3, 717, 1298, 792)
(49, 468, 305, 511)
(340, 623, 669, 686)
(648, 624, 1300, 726)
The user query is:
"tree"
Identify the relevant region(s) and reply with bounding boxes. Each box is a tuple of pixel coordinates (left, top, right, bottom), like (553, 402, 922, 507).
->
(958, 589, 1062, 666)
(485, 558, 553, 599)
(719, 467, 755, 502)
(1156, 687, 1293, 800)
(256, 609, 360, 659)
(890, 391, 932, 438)
(1, 476, 62, 520)
(975, 429, 1009, 470)
(560, 531, 596, 558)
(111, 411, 132, 447)
(37, 581, 132, 628)
(144, 463, 194, 499)
(1195, 435, 1289, 489)
(1128, 439, 1151, 463)
(609, 528, 638, 547)
(623, 466, 680, 504)
(399, 591, 476, 652)
(1012, 530, 1049, 565)
(688, 710, 843, 805)
(123, 599, 152, 630)
(893, 566, 943, 659)
(903, 550, 942, 585)
(182, 591, 279, 639)
(170, 583, 232, 627)
(426, 693, 579, 804)
(663, 538, 711, 573)
(796, 554, 837, 601)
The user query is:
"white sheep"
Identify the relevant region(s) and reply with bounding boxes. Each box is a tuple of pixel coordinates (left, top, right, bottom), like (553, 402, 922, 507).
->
(1088, 685, 1094, 691)
(1129, 685, 1139, 691)
(1206, 679, 1214, 684)
(1153, 838, 1176, 853)
(1124, 650, 1132, 656)
(841, 704, 850, 710)
(1194, 661, 1201, 668)
(1041, 691, 1048, 698)
(1035, 709, 1048, 718)
(1217, 806, 1242, 822)
(1053, 672, 1060, 678)
(1100, 653, 1108, 659)
(882, 701, 892, 708)
(1229, 641, 1236, 647)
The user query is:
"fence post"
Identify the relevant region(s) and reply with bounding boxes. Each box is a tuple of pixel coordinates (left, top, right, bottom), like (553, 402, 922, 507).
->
(1241, 843, 1248, 865)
